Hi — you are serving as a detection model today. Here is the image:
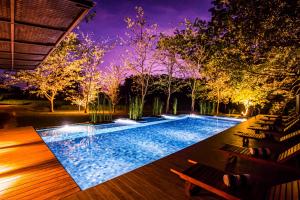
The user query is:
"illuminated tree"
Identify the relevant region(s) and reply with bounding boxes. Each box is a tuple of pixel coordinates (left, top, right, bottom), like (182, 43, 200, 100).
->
(7, 33, 82, 112)
(75, 33, 105, 113)
(172, 19, 210, 112)
(209, 0, 299, 113)
(156, 35, 183, 113)
(230, 74, 269, 116)
(102, 64, 125, 112)
(124, 6, 158, 115)
(204, 65, 232, 115)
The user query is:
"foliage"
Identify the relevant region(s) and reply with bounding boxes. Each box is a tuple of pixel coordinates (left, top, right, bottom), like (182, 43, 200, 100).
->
(156, 34, 183, 113)
(152, 97, 163, 116)
(89, 93, 112, 123)
(172, 98, 178, 115)
(170, 19, 211, 112)
(199, 100, 215, 115)
(102, 64, 125, 112)
(204, 58, 232, 114)
(69, 33, 105, 113)
(208, 0, 299, 113)
(5, 33, 83, 112)
(124, 6, 159, 116)
(129, 96, 142, 120)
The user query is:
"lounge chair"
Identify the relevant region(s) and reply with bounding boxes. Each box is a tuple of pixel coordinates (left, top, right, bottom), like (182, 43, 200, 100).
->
(219, 143, 300, 169)
(234, 129, 300, 142)
(261, 112, 297, 121)
(249, 117, 299, 135)
(171, 160, 300, 200)
(259, 114, 298, 128)
(171, 160, 262, 200)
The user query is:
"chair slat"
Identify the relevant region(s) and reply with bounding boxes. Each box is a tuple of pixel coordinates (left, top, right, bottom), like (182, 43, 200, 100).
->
(286, 181, 292, 200)
(274, 185, 281, 200)
(267, 185, 276, 200)
(280, 183, 286, 200)
(293, 180, 299, 200)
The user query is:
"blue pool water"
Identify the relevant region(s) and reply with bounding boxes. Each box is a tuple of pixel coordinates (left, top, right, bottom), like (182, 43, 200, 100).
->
(37, 115, 241, 190)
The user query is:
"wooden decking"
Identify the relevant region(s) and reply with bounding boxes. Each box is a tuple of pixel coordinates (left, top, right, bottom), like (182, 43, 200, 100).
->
(1, 116, 299, 200)
(65, 116, 300, 200)
(0, 126, 80, 200)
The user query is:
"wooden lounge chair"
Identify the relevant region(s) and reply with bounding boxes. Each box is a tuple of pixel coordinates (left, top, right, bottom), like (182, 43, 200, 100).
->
(234, 131, 267, 140)
(171, 160, 300, 200)
(266, 179, 300, 200)
(170, 160, 263, 200)
(261, 112, 297, 121)
(249, 117, 299, 135)
(219, 143, 300, 168)
(278, 129, 300, 142)
(234, 129, 300, 142)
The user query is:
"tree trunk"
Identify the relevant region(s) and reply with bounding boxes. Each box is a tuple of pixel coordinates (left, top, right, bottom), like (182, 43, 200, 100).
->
(216, 88, 220, 115)
(166, 87, 171, 114)
(50, 98, 54, 112)
(140, 94, 145, 116)
(191, 80, 196, 113)
(112, 104, 115, 113)
(84, 95, 89, 113)
(85, 76, 93, 113)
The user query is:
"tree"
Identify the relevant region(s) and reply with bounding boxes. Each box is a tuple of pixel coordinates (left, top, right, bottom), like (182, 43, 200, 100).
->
(124, 6, 158, 116)
(102, 64, 125, 112)
(7, 33, 82, 112)
(75, 33, 105, 113)
(204, 64, 232, 115)
(156, 34, 183, 113)
(172, 19, 211, 112)
(230, 73, 269, 116)
(209, 0, 299, 113)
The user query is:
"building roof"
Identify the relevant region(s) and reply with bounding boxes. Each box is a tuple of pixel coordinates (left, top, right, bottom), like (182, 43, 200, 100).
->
(0, 0, 94, 70)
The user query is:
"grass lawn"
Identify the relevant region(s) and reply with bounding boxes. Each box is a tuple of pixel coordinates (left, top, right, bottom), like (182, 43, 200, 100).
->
(0, 102, 127, 129)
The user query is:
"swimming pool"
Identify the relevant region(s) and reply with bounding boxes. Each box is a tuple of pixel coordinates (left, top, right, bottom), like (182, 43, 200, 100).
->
(37, 115, 241, 190)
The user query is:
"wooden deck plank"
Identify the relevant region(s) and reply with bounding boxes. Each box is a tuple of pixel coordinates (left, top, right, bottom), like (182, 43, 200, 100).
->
(0, 126, 80, 199)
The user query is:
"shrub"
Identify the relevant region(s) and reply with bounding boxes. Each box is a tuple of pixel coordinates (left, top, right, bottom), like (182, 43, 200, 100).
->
(173, 98, 178, 115)
(152, 97, 163, 116)
(89, 94, 112, 123)
(129, 96, 142, 120)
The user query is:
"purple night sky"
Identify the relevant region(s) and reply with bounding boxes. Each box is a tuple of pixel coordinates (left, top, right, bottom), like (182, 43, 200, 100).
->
(78, 0, 212, 69)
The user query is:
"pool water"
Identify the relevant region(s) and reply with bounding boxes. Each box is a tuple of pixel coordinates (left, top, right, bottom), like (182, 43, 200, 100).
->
(37, 115, 241, 190)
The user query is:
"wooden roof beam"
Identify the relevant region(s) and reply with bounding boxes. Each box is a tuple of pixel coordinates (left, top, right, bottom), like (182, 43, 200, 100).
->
(68, 0, 95, 8)
(0, 50, 47, 56)
(10, 0, 15, 70)
(0, 58, 43, 62)
(0, 38, 55, 47)
(0, 65, 37, 69)
(0, 17, 67, 32)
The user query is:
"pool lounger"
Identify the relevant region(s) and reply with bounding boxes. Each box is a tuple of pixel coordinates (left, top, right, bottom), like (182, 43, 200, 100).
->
(248, 117, 299, 135)
(170, 160, 300, 200)
(234, 129, 300, 142)
(219, 143, 300, 172)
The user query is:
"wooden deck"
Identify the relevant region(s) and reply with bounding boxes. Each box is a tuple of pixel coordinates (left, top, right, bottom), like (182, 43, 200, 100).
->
(65, 116, 300, 200)
(0, 126, 80, 200)
(1, 116, 299, 200)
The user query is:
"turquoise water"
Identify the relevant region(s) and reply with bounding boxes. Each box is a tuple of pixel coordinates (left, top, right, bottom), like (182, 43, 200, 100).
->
(38, 115, 241, 190)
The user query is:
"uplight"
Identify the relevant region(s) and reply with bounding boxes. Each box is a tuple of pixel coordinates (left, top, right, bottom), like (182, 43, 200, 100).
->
(114, 119, 139, 125)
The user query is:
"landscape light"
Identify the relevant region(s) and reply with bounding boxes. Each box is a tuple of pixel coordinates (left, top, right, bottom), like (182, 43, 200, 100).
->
(114, 118, 140, 124)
